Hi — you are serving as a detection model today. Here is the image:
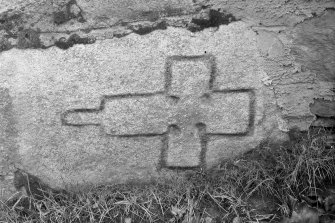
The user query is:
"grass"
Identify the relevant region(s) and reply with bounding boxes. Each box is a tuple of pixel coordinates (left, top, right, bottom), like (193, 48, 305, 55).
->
(1, 127, 334, 223)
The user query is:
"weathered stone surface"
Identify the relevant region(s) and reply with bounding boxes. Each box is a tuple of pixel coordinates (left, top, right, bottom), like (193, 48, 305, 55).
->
(252, 8, 335, 130)
(291, 9, 335, 82)
(0, 23, 281, 194)
(288, 9, 335, 125)
(1, 0, 334, 51)
(1, 0, 335, 201)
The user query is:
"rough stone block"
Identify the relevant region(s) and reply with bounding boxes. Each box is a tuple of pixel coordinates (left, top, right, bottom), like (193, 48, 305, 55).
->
(0, 23, 280, 195)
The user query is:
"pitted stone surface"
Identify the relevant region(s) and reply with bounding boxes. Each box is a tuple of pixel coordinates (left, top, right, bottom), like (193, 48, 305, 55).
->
(0, 22, 278, 190)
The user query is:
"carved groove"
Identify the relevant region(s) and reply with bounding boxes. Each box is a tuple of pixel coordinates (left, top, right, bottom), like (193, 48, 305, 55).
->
(61, 55, 256, 170)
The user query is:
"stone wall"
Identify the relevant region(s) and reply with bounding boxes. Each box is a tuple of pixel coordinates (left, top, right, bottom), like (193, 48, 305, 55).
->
(0, 0, 334, 201)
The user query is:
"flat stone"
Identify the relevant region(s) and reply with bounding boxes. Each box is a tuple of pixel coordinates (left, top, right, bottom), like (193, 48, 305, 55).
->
(0, 22, 279, 191)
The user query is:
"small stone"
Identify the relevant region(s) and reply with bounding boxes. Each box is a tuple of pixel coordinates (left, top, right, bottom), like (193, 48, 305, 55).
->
(232, 216, 240, 223)
(124, 217, 131, 223)
(204, 217, 213, 223)
(70, 4, 81, 17)
(54, 11, 69, 25)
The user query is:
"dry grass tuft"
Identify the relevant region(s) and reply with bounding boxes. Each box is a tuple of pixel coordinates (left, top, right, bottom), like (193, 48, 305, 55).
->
(1, 127, 334, 223)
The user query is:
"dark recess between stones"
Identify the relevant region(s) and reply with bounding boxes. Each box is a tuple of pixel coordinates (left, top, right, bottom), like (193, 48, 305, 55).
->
(55, 34, 96, 49)
(139, 11, 160, 22)
(0, 13, 22, 38)
(13, 170, 51, 200)
(54, 11, 69, 25)
(188, 9, 238, 32)
(0, 38, 12, 51)
(129, 21, 168, 35)
(7, 169, 67, 209)
(17, 29, 42, 49)
(53, 0, 86, 25)
(310, 98, 335, 118)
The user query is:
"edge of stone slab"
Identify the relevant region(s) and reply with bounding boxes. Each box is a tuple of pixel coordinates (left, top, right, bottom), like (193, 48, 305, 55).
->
(0, 135, 290, 203)
(0, 168, 204, 202)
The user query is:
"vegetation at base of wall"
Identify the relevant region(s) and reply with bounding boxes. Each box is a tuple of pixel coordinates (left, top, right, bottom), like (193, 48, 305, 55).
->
(1, 127, 335, 223)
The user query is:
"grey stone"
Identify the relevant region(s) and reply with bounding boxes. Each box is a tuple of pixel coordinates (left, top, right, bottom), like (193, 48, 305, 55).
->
(0, 23, 279, 193)
(1, 0, 334, 202)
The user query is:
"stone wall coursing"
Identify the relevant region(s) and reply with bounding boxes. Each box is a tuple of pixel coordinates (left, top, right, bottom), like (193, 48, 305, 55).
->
(0, 0, 334, 201)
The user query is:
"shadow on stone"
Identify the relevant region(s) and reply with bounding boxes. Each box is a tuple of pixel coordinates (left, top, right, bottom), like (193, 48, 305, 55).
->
(188, 9, 238, 32)
(53, 0, 86, 25)
(11, 169, 67, 202)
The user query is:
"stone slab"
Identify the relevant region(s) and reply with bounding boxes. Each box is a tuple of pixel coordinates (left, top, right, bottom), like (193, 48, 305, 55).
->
(0, 22, 279, 191)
